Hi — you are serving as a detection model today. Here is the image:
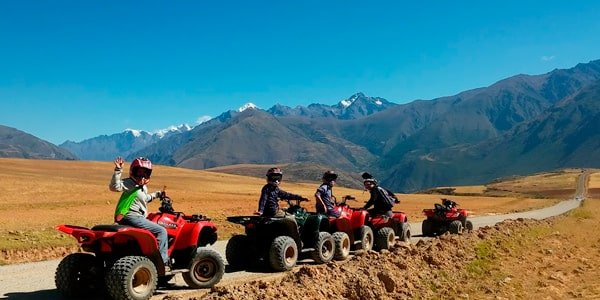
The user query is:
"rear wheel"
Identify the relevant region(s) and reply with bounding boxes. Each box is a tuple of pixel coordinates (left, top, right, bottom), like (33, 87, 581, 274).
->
(105, 256, 157, 300)
(311, 232, 335, 264)
(375, 227, 395, 251)
(225, 234, 250, 270)
(421, 219, 434, 237)
(399, 222, 411, 242)
(182, 248, 225, 288)
(332, 232, 351, 261)
(354, 226, 374, 251)
(269, 236, 298, 271)
(449, 220, 463, 234)
(55, 253, 102, 297)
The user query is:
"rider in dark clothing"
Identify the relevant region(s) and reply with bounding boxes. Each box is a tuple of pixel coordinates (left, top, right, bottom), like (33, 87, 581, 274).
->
(256, 167, 307, 217)
(362, 173, 395, 218)
(315, 170, 340, 218)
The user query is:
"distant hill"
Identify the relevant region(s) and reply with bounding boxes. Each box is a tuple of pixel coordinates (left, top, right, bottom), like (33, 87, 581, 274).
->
(59, 125, 192, 161)
(137, 108, 378, 172)
(0, 125, 76, 160)
(383, 79, 600, 191)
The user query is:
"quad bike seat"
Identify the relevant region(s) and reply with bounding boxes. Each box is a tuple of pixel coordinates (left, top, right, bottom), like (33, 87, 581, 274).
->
(91, 224, 131, 232)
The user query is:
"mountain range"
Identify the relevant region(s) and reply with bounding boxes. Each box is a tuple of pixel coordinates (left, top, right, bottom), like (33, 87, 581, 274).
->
(2, 60, 599, 191)
(0, 125, 76, 160)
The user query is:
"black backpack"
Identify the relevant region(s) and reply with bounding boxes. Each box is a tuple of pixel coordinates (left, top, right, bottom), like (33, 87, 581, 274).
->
(377, 187, 399, 208)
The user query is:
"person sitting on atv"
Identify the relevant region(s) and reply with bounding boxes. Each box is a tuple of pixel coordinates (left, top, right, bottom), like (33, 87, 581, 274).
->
(256, 167, 308, 217)
(442, 198, 457, 209)
(361, 172, 398, 218)
(109, 156, 169, 269)
(315, 170, 340, 218)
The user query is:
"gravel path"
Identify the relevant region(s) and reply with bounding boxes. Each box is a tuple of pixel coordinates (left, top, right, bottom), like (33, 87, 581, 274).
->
(0, 172, 589, 300)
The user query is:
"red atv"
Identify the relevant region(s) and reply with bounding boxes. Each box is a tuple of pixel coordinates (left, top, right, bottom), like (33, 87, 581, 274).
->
(54, 194, 225, 300)
(364, 201, 411, 251)
(330, 195, 411, 253)
(325, 195, 372, 260)
(421, 198, 473, 236)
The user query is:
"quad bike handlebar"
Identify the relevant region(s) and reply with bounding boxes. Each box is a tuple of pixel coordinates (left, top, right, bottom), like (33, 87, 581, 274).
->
(336, 195, 356, 205)
(284, 197, 309, 207)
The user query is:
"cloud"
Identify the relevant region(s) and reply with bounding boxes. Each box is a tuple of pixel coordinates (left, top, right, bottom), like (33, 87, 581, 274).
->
(541, 55, 556, 62)
(196, 115, 212, 124)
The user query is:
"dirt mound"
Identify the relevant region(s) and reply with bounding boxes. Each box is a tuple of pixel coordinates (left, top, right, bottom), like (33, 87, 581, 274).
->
(0, 246, 78, 264)
(168, 219, 544, 300)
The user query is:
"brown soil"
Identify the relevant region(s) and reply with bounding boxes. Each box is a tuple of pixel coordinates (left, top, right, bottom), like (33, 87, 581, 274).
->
(162, 198, 600, 300)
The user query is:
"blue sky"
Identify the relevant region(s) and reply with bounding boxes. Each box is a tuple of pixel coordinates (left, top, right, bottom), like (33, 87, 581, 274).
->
(1, 1, 599, 144)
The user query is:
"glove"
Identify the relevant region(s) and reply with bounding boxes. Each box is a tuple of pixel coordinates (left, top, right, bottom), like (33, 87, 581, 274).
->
(114, 214, 124, 223)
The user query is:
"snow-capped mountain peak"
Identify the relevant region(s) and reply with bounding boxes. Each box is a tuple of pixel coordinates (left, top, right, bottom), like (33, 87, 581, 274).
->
(238, 102, 258, 112)
(153, 124, 192, 138)
(339, 92, 366, 108)
(124, 128, 143, 137)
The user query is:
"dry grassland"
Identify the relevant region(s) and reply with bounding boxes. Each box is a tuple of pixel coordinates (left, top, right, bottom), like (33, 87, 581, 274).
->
(0, 158, 563, 253)
(437, 185, 487, 194)
(485, 169, 582, 198)
(589, 170, 600, 198)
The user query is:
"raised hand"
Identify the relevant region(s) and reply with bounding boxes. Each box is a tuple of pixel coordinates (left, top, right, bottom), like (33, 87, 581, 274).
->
(114, 157, 125, 169)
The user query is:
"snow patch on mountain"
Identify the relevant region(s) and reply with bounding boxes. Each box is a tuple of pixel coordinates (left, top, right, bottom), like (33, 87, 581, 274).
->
(124, 128, 143, 137)
(340, 100, 353, 107)
(196, 115, 212, 124)
(238, 102, 258, 112)
(153, 124, 192, 138)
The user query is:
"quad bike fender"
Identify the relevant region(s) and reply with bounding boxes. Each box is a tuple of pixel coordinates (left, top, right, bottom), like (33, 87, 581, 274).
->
(56, 224, 116, 244)
(174, 222, 218, 249)
(301, 214, 329, 246)
(350, 210, 368, 230)
(329, 217, 353, 235)
(260, 217, 302, 248)
(111, 229, 161, 254)
(392, 212, 408, 223)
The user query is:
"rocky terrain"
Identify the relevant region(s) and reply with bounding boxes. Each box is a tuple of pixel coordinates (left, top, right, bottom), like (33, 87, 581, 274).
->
(161, 199, 599, 299)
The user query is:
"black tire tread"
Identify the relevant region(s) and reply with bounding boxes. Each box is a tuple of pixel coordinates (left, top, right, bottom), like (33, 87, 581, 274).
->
(105, 256, 157, 300)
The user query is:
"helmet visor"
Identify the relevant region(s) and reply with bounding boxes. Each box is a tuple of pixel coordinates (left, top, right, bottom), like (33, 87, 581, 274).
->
(133, 167, 152, 179)
(267, 173, 283, 182)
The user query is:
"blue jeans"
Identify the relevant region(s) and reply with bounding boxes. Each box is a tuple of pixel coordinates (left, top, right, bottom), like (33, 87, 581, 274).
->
(121, 214, 169, 264)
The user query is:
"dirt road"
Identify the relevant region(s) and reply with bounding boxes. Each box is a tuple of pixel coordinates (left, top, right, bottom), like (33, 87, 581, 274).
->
(0, 172, 589, 300)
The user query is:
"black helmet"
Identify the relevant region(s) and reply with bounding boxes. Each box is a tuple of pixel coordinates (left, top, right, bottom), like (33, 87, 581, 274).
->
(362, 172, 377, 185)
(322, 170, 338, 183)
(266, 167, 283, 183)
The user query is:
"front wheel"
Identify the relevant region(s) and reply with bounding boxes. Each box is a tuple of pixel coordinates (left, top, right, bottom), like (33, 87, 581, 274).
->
(183, 248, 225, 288)
(55, 253, 102, 298)
(465, 220, 474, 232)
(374, 227, 395, 251)
(311, 232, 335, 264)
(105, 256, 157, 300)
(399, 222, 411, 242)
(332, 232, 351, 261)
